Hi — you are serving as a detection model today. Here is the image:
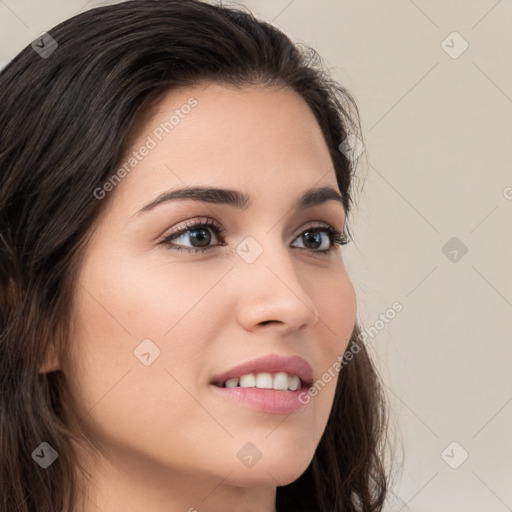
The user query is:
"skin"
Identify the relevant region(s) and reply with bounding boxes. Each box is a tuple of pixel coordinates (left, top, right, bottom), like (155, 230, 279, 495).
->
(41, 83, 357, 512)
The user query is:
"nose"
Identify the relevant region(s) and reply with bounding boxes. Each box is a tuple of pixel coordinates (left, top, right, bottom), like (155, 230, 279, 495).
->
(234, 240, 320, 336)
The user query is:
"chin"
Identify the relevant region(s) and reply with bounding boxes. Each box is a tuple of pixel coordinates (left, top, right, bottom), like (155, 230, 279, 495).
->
(226, 464, 310, 488)
(224, 447, 314, 488)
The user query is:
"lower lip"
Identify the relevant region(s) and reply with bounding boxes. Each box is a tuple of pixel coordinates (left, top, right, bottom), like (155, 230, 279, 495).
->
(210, 384, 310, 414)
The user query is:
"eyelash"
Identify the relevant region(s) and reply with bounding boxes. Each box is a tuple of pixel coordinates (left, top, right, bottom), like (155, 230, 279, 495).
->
(159, 217, 349, 255)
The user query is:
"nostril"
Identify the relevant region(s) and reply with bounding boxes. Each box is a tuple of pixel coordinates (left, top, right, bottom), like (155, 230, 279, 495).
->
(259, 320, 283, 327)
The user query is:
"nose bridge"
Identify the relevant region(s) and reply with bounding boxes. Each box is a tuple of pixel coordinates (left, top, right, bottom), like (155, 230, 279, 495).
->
(233, 230, 319, 331)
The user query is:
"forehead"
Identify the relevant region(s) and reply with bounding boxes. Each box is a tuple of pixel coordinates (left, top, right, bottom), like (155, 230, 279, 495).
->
(108, 82, 340, 215)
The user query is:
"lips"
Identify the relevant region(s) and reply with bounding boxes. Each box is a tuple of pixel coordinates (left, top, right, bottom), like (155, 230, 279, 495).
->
(210, 354, 314, 388)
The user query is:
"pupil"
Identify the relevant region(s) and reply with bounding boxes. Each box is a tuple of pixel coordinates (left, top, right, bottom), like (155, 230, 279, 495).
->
(191, 228, 211, 247)
(304, 231, 321, 249)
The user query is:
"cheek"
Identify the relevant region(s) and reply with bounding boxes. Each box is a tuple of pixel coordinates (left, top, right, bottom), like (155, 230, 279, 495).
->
(75, 251, 226, 349)
(65, 254, 229, 410)
(316, 270, 357, 355)
(63, 262, 227, 461)
(309, 272, 356, 409)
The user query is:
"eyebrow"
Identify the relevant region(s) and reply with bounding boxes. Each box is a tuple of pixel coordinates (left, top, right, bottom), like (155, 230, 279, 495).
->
(133, 185, 344, 217)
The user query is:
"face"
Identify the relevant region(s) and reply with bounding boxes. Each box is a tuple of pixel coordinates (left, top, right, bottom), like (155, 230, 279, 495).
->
(52, 83, 357, 503)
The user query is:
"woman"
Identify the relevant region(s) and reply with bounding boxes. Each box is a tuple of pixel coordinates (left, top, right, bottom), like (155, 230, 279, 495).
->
(0, 1, 391, 510)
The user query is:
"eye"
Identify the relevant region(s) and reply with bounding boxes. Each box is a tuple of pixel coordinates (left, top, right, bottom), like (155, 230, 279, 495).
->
(159, 217, 349, 254)
(160, 217, 226, 253)
(291, 225, 349, 254)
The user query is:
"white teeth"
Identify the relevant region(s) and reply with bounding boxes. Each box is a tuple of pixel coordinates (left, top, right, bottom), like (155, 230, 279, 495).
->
(288, 375, 301, 391)
(239, 374, 256, 387)
(273, 372, 289, 390)
(225, 378, 239, 388)
(255, 372, 273, 389)
(221, 372, 302, 391)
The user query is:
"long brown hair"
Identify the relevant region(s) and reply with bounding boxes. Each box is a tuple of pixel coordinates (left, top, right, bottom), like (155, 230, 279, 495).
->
(0, 1, 391, 510)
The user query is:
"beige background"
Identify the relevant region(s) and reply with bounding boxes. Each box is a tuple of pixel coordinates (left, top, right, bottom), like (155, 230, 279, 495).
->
(1, 1, 511, 510)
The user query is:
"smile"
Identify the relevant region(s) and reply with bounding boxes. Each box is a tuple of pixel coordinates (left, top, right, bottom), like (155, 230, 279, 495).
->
(216, 372, 302, 391)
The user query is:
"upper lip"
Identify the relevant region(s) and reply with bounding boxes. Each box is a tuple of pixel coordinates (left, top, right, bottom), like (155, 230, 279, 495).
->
(210, 354, 314, 387)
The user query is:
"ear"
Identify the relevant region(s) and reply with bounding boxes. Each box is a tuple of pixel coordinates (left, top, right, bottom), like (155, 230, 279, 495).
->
(39, 344, 61, 374)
